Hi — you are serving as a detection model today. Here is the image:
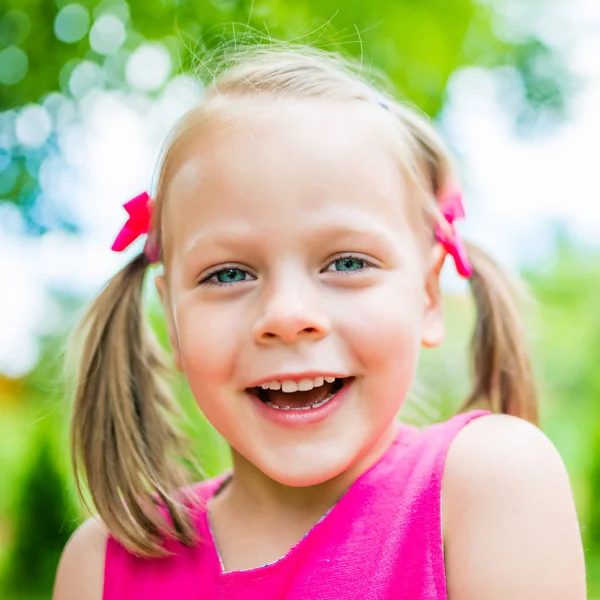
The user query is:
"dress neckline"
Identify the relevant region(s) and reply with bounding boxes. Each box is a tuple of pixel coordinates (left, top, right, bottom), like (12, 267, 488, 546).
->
(198, 422, 415, 580)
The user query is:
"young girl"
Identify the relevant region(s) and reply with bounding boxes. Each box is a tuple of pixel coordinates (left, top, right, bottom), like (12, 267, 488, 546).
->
(53, 46, 585, 599)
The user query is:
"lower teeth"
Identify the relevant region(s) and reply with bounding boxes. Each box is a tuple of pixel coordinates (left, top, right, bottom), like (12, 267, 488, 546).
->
(265, 391, 335, 411)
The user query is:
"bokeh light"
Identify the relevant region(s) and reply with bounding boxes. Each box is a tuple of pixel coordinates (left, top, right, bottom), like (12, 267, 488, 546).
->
(38, 156, 69, 202)
(0, 9, 31, 46)
(0, 111, 17, 150)
(0, 46, 28, 85)
(15, 105, 52, 149)
(93, 0, 131, 24)
(53, 4, 91, 44)
(68, 60, 105, 98)
(125, 43, 172, 91)
(89, 14, 126, 55)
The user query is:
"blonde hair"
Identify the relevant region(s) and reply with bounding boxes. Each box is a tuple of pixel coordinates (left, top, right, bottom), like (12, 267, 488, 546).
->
(69, 43, 538, 558)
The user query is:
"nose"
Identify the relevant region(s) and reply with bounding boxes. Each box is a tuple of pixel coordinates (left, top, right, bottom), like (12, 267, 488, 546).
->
(252, 282, 330, 345)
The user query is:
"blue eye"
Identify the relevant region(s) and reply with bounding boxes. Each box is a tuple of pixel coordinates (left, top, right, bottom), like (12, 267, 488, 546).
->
(201, 267, 252, 286)
(331, 256, 366, 272)
(217, 268, 247, 283)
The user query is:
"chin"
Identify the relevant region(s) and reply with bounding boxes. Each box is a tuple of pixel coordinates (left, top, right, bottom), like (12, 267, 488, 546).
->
(254, 448, 357, 488)
(272, 470, 338, 488)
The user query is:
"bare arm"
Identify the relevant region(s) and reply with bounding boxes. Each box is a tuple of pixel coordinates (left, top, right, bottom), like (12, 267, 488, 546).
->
(443, 414, 586, 599)
(52, 517, 107, 600)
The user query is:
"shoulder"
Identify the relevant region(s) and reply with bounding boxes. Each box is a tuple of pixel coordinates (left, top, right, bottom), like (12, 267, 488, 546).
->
(52, 516, 108, 600)
(442, 413, 586, 599)
(443, 412, 567, 494)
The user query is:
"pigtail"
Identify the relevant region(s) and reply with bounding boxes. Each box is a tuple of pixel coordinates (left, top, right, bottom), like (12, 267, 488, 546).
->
(68, 253, 197, 557)
(382, 85, 539, 425)
(460, 242, 538, 425)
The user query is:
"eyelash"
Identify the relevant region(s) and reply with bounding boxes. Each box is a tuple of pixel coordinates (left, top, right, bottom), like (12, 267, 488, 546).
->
(198, 254, 376, 288)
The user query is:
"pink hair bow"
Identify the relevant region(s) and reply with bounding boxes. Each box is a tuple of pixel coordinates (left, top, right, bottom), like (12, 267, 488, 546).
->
(435, 188, 473, 278)
(111, 192, 160, 263)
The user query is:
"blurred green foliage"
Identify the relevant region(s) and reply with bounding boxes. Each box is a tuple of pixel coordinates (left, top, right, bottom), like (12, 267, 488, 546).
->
(2, 430, 79, 597)
(0, 0, 592, 598)
(0, 0, 571, 233)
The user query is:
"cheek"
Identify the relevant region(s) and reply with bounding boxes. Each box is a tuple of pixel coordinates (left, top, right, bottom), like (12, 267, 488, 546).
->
(175, 303, 241, 384)
(175, 306, 244, 435)
(340, 283, 424, 379)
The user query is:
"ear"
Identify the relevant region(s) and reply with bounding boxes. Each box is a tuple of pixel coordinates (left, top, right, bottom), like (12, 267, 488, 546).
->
(421, 243, 446, 348)
(155, 275, 183, 372)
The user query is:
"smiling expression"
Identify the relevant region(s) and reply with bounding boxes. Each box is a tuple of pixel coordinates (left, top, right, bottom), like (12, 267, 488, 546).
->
(156, 98, 444, 487)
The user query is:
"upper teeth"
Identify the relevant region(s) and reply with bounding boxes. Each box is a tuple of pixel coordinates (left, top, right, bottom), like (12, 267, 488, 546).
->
(259, 376, 336, 393)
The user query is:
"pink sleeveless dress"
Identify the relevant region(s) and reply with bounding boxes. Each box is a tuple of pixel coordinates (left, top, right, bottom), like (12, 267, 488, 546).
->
(104, 409, 491, 599)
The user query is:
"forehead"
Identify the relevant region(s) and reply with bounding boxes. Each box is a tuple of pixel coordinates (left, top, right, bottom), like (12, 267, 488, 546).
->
(161, 99, 415, 250)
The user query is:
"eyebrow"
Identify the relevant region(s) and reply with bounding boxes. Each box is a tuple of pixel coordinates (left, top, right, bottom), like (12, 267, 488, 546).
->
(183, 227, 257, 257)
(183, 219, 401, 260)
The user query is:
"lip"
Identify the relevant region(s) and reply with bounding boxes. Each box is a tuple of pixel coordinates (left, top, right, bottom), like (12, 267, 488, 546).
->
(245, 371, 351, 389)
(247, 377, 354, 427)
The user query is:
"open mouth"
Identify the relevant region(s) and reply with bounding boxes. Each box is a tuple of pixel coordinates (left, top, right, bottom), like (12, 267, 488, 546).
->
(247, 377, 351, 411)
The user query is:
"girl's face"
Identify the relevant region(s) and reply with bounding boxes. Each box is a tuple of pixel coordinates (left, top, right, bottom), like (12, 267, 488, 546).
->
(157, 99, 444, 487)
